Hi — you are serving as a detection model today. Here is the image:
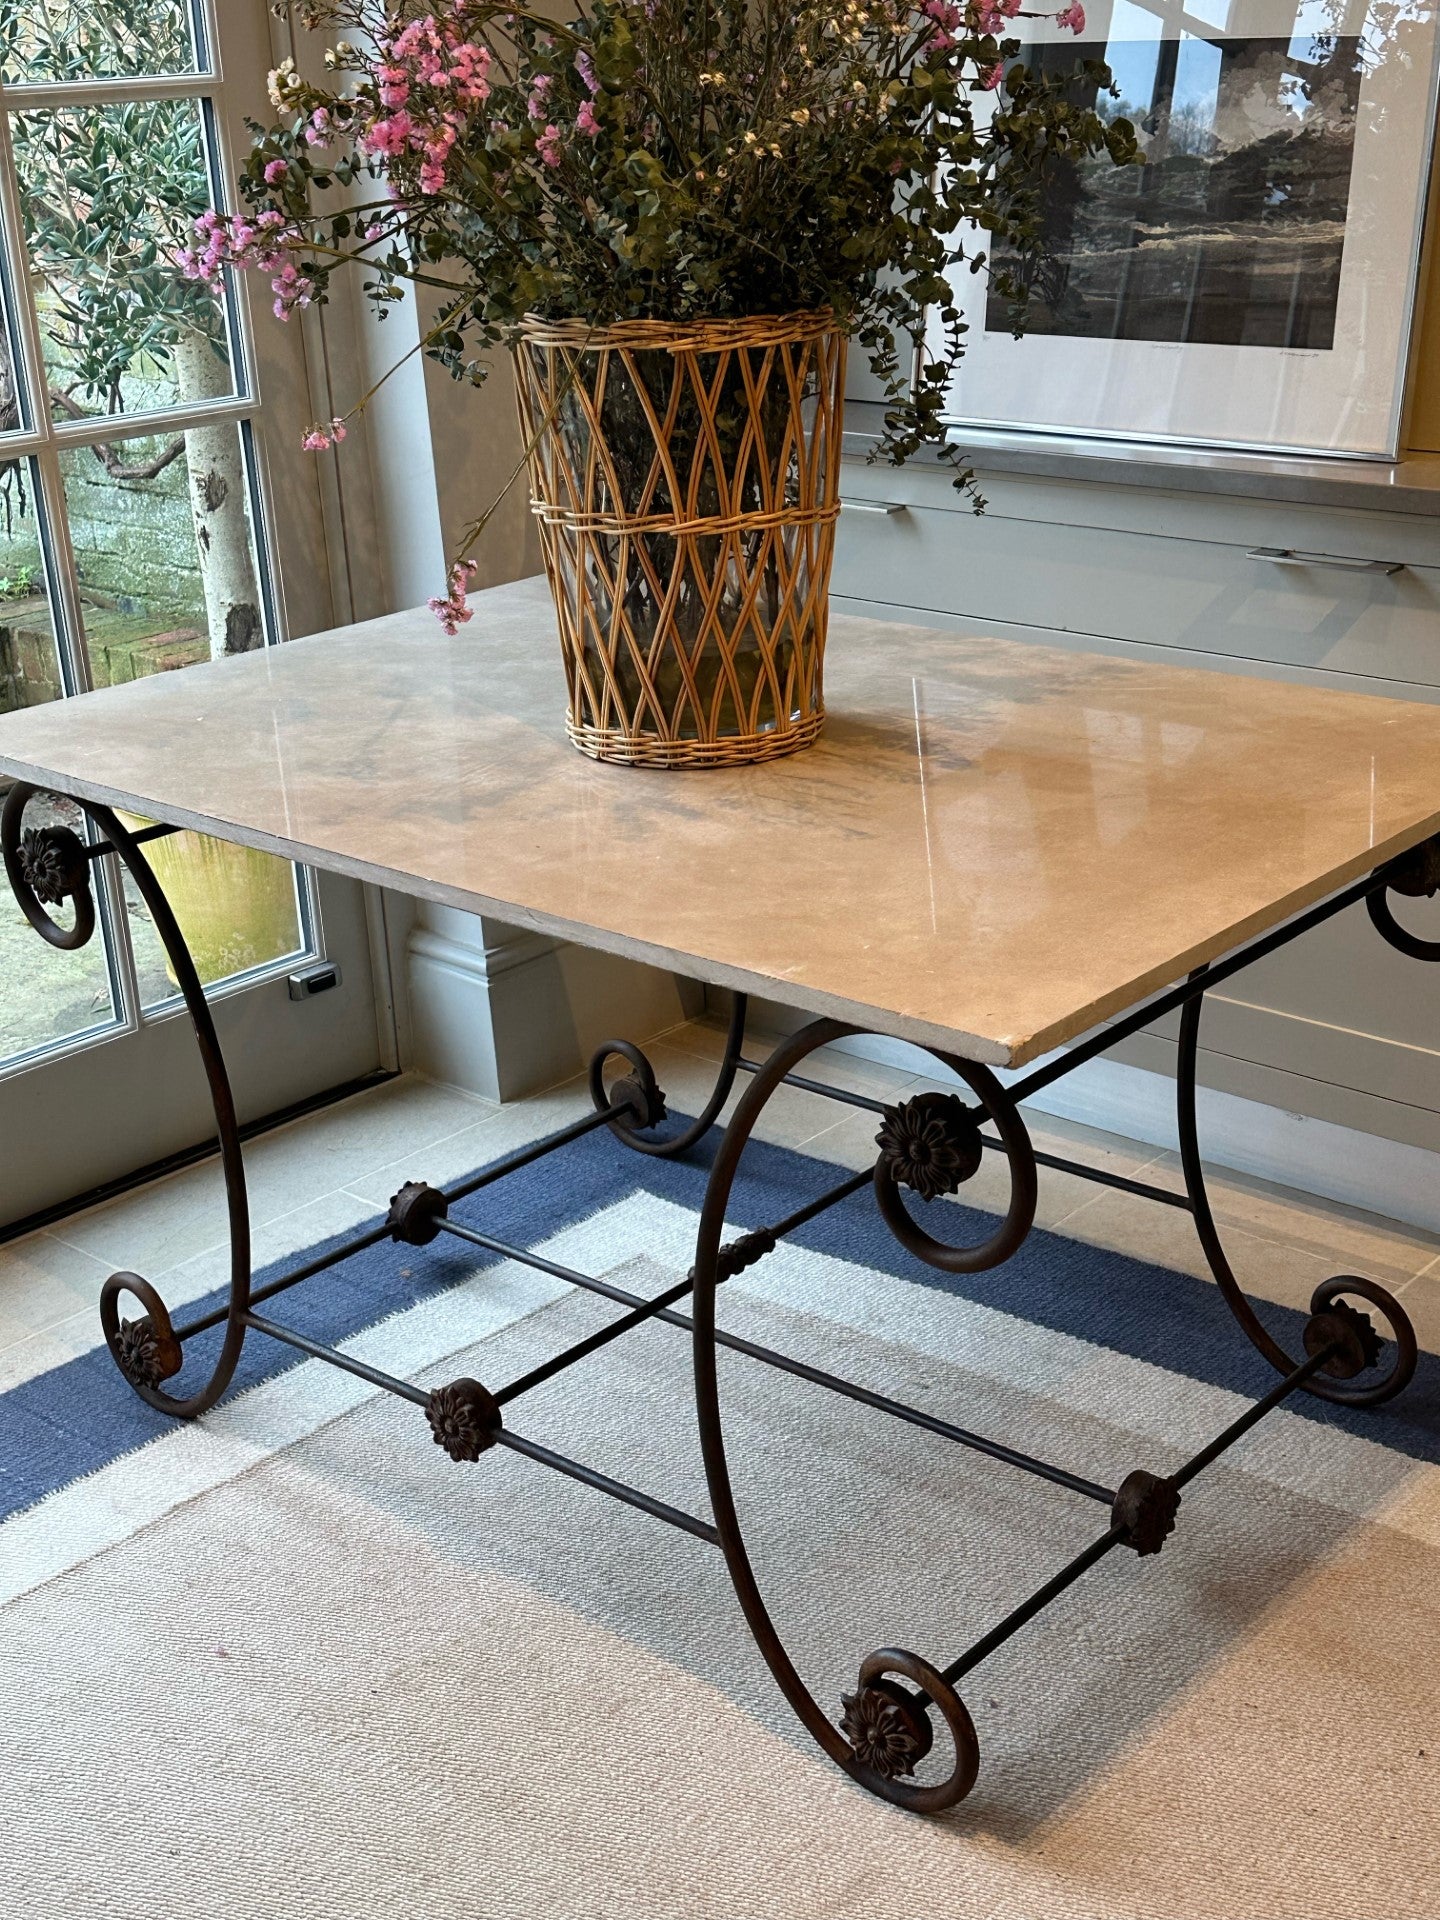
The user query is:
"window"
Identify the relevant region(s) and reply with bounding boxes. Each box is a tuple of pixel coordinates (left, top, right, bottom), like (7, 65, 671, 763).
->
(0, 1, 312, 1074)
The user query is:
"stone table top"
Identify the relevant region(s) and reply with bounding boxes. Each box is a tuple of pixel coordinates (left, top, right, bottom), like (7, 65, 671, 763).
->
(2, 576, 1439, 1068)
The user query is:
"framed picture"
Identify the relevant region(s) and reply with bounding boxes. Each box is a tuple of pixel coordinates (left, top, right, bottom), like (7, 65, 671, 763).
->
(941, 0, 1440, 458)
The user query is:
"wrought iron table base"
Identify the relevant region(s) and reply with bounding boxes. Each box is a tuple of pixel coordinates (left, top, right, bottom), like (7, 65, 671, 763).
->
(5, 778, 1435, 1815)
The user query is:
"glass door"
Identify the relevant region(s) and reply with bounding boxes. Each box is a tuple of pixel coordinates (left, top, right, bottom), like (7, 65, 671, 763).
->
(0, 1, 383, 1227)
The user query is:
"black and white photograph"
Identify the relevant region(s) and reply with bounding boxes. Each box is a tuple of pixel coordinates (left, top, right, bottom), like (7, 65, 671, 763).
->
(989, 13, 1365, 350)
(948, 0, 1440, 454)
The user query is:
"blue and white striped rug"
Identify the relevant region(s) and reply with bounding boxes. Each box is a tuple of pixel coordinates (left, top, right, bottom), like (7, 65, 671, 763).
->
(3, 1120, 1439, 1919)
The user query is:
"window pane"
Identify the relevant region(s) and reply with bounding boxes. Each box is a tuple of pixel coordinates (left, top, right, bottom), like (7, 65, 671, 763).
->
(58, 425, 305, 996)
(121, 822, 305, 1001)
(60, 420, 265, 675)
(0, 460, 47, 709)
(0, 462, 118, 1061)
(13, 97, 236, 423)
(0, 2, 203, 86)
(0, 788, 119, 1060)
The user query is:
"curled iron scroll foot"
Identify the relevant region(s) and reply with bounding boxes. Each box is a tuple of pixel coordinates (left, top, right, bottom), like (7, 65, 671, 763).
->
(692, 1019, 997, 1813)
(1301, 1277, 1416, 1406)
(841, 1649, 981, 1814)
(99, 1272, 202, 1415)
(1, 784, 97, 951)
(588, 993, 748, 1159)
(1179, 985, 1417, 1409)
(101, 1274, 183, 1392)
(9, 794, 255, 1420)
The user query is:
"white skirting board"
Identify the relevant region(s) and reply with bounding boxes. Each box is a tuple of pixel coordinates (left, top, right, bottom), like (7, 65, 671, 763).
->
(401, 902, 702, 1104)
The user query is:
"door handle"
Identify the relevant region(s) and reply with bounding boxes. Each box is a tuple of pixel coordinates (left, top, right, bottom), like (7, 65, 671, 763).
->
(840, 500, 909, 516)
(1247, 546, 1405, 576)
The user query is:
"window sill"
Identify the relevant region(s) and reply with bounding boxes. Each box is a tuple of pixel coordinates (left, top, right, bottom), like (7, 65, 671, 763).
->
(840, 401, 1440, 519)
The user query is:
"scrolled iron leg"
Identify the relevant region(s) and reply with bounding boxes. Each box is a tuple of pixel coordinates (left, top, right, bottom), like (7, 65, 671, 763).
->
(691, 1018, 1038, 1811)
(840, 1649, 981, 1814)
(2, 783, 252, 1419)
(1177, 980, 1416, 1408)
(588, 989, 748, 1158)
(1366, 834, 1440, 964)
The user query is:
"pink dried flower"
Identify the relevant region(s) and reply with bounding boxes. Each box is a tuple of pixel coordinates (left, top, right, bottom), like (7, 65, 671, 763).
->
(176, 205, 296, 294)
(364, 110, 415, 158)
(429, 558, 479, 635)
(536, 124, 563, 168)
(270, 256, 316, 318)
(980, 60, 1005, 89)
(1056, 2, 1086, 28)
(576, 100, 600, 138)
(263, 158, 289, 184)
(526, 73, 553, 123)
(923, 0, 964, 50)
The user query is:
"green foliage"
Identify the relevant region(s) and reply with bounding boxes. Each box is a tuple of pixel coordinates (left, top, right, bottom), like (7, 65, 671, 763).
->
(5, 3, 220, 408)
(241, 0, 1136, 488)
(0, 0, 195, 82)
(0, 563, 38, 599)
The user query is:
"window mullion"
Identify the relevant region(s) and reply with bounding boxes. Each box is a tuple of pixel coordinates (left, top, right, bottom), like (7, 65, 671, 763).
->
(0, 96, 49, 440)
(32, 443, 93, 698)
(192, 0, 222, 85)
(0, 73, 219, 112)
(199, 95, 256, 407)
(50, 395, 258, 451)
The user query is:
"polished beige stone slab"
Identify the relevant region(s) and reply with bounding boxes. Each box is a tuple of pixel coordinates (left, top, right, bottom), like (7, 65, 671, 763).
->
(2, 576, 1439, 1068)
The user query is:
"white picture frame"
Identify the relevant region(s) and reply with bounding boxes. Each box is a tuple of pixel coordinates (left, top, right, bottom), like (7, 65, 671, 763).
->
(940, 0, 1440, 459)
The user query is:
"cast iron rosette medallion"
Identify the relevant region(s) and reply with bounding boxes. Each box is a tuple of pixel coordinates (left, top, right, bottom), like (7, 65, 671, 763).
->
(611, 1070, 666, 1129)
(425, 1377, 502, 1462)
(100, 1271, 185, 1403)
(587, 1037, 668, 1141)
(1303, 1295, 1382, 1380)
(839, 1681, 930, 1779)
(2, 786, 98, 952)
(876, 1091, 983, 1201)
(114, 1313, 184, 1390)
(1295, 1276, 1417, 1405)
(18, 824, 87, 907)
(1112, 1468, 1181, 1556)
(839, 1648, 980, 1813)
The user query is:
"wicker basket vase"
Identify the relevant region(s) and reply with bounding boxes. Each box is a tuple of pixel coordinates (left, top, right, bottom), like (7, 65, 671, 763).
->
(514, 312, 847, 769)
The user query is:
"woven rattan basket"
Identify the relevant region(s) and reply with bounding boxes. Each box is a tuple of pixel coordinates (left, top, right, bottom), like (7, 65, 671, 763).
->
(514, 312, 846, 769)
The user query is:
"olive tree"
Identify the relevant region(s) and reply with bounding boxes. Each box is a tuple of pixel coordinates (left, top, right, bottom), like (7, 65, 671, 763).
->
(2, 0, 263, 657)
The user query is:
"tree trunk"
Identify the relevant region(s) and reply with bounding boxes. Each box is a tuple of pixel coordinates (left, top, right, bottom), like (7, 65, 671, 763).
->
(172, 330, 263, 660)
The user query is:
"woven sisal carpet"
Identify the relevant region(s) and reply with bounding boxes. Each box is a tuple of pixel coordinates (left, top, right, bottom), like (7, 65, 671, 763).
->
(3, 1123, 1438, 1919)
